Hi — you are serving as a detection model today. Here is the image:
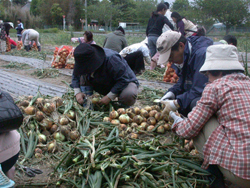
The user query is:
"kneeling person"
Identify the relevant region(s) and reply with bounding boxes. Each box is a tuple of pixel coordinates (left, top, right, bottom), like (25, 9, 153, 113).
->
(71, 43, 139, 107)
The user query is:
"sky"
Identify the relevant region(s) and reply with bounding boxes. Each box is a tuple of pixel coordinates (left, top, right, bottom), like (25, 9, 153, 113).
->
(158, 0, 194, 6)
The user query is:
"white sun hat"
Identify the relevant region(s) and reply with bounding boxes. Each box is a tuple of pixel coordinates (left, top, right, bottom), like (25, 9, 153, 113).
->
(200, 44, 244, 73)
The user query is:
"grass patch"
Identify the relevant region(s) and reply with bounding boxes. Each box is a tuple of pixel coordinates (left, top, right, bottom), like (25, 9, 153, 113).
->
(31, 68, 59, 79)
(138, 67, 165, 81)
(1, 61, 30, 69)
(137, 86, 165, 105)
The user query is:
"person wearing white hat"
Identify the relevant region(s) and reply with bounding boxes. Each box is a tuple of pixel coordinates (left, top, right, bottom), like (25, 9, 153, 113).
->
(169, 45, 250, 188)
(159, 30, 213, 116)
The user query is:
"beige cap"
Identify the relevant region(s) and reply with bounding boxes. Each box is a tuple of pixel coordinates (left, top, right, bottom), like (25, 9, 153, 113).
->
(156, 30, 181, 65)
(200, 44, 244, 73)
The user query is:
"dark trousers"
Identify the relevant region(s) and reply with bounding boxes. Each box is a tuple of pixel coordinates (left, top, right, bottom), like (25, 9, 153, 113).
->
(124, 51, 144, 75)
(179, 97, 201, 117)
(1, 152, 19, 174)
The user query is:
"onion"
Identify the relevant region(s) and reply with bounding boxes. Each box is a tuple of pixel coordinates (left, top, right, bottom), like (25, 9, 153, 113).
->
(133, 115, 143, 125)
(126, 127, 132, 134)
(19, 100, 29, 107)
(35, 111, 44, 122)
(35, 98, 44, 105)
(119, 114, 130, 124)
(42, 130, 51, 137)
(117, 108, 126, 115)
(149, 110, 158, 117)
(47, 141, 58, 153)
(131, 122, 138, 128)
(50, 124, 58, 134)
(144, 106, 152, 112)
(35, 153, 43, 158)
(163, 115, 169, 122)
(138, 125, 145, 134)
(91, 97, 100, 104)
(40, 118, 53, 130)
(38, 133, 47, 144)
(52, 97, 63, 107)
(60, 125, 71, 137)
(111, 119, 120, 125)
(133, 107, 141, 115)
(70, 130, 80, 140)
(119, 131, 126, 138)
(152, 105, 161, 112)
(28, 123, 35, 130)
(163, 123, 171, 131)
(155, 112, 163, 121)
(54, 132, 66, 142)
(140, 109, 149, 118)
(66, 110, 75, 120)
(140, 122, 148, 129)
(127, 112, 135, 119)
(147, 117, 157, 125)
(119, 124, 127, 131)
(126, 108, 135, 114)
(147, 125, 155, 132)
(130, 133, 138, 139)
(24, 106, 36, 115)
(142, 117, 147, 122)
(35, 148, 43, 154)
(109, 110, 119, 119)
(189, 140, 194, 150)
(27, 95, 33, 101)
(103, 117, 111, 122)
(156, 125, 165, 134)
(43, 103, 55, 114)
(59, 116, 69, 125)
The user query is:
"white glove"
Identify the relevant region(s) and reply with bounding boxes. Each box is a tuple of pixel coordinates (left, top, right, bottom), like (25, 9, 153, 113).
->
(169, 111, 183, 128)
(161, 91, 175, 101)
(161, 100, 179, 115)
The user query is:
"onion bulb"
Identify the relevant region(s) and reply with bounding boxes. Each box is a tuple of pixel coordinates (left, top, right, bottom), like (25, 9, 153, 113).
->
(133, 107, 140, 115)
(103, 117, 111, 122)
(133, 115, 143, 125)
(111, 119, 120, 125)
(35, 98, 44, 105)
(35, 153, 43, 158)
(43, 103, 56, 114)
(131, 122, 138, 128)
(35, 111, 44, 122)
(19, 100, 29, 107)
(147, 117, 157, 125)
(66, 110, 76, 120)
(127, 112, 135, 119)
(70, 130, 80, 141)
(130, 133, 138, 139)
(119, 124, 127, 131)
(126, 127, 132, 134)
(27, 95, 34, 101)
(117, 108, 126, 115)
(156, 125, 165, 134)
(24, 106, 36, 115)
(140, 109, 149, 118)
(91, 97, 100, 104)
(47, 140, 57, 153)
(126, 108, 135, 114)
(138, 125, 145, 134)
(60, 125, 71, 137)
(152, 105, 161, 112)
(140, 122, 148, 129)
(149, 110, 158, 117)
(155, 112, 163, 121)
(28, 123, 35, 130)
(40, 118, 53, 130)
(42, 130, 51, 137)
(163, 123, 171, 131)
(38, 133, 47, 144)
(50, 124, 58, 134)
(147, 125, 155, 132)
(52, 97, 63, 107)
(109, 110, 119, 119)
(54, 132, 65, 142)
(35, 148, 43, 154)
(144, 106, 152, 112)
(59, 116, 69, 125)
(119, 114, 130, 124)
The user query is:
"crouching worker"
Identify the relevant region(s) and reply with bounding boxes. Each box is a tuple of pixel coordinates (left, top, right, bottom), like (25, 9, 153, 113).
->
(71, 43, 139, 108)
(22, 29, 41, 51)
(168, 45, 250, 188)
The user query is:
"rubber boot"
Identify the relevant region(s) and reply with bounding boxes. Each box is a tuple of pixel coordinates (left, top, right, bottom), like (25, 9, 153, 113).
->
(37, 46, 41, 52)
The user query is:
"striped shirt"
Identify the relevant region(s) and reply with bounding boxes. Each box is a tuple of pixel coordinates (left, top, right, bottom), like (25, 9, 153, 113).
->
(173, 73, 250, 180)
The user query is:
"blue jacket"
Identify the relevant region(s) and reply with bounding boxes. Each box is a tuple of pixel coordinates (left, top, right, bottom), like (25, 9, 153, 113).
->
(71, 48, 139, 95)
(16, 23, 23, 36)
(168, 36, 213, 115)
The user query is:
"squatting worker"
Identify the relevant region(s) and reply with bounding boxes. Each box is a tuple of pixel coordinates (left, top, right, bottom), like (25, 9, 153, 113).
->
(22, 29, 41, 51)
(169, 44, 250, 188)
(71, 43, 139, 107)
(159, 30, 213, 116)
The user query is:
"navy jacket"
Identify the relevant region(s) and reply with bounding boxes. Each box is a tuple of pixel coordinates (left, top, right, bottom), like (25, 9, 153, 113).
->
(16, 23, 23, 36)
(71, 48, 139, 95)
(168, 36, 213, 115)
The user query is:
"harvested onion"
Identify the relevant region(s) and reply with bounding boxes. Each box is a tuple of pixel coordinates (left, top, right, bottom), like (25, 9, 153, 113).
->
(109, 110, 119, 119)
(155, 112, 163, 121)
(70, 130, 80, 140)
(52, 97, 63, 107)
(117, 108, 126, 115)
(147, 117, 157, 125)
(147, 125, 155, 132)
(119, 114, 130, 124)
(19, 100, 29, 107)
(40, 118, 53, 130)
(140, 109, 149, 118)
(50, 124, 58, 134)
(66, 110, 75, 120)
(47, 140, 57, 153)
(133, 107, 140, 115)
(111, 119, 120, 125)
(103, 117, 111, 122)
(119, 124, 127, 131)
(54, 132, 65, 142)
(156, 125, 165, 134)
(144, 106, 152, 112)
(133, 115, 143, 125)
(38, 133, 47, 144)
(149, 110, 158, 117)
(163, 123, 171, 131)
(59, 116, 69, 125)
(35, 111, 44, 122)
(43, 103, 55, 114)
(24, 106, 36, 115)
(130, 133, 138, 139)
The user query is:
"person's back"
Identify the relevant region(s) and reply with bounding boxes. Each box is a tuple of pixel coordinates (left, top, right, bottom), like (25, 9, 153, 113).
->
(163, 2, 175, 32)
(103, 27, 127, 53)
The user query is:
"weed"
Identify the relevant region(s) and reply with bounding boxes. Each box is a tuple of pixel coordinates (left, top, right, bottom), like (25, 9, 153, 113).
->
(31, 68, 59, 79)
(1, 62, 30, 69)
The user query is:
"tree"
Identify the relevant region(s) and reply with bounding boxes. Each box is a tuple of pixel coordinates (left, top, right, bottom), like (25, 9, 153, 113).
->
(134, 0, 156, 25)
(194, 0, 250, 34)
(30, 0, 41, 16)
(172, 0, 190, 12)
(12, 0, 28, 6)
(50, 3, 63, 25)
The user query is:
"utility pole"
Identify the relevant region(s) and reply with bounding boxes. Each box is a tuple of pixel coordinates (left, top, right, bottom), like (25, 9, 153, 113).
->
(85, 0, 87, 31)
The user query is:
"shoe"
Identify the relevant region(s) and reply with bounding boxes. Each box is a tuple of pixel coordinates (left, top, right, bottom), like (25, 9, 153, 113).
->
(37, 46, 41, 52)
(24, 45, 31, 52)
(0, 165, 15, 188)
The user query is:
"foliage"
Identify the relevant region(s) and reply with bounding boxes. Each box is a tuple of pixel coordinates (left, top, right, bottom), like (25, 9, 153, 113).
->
(12, 0, 28, 6)
(51, 3, 63, 26)
(30, 0, 41, 16)
(193, 0, 250, 34)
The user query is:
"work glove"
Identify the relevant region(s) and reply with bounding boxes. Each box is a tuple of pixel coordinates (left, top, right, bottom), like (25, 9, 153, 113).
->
(161, 100, 179, 115)
(161, 91, 175, 101)
(76, 93, 86, 105)
(169, 111, 183, 128)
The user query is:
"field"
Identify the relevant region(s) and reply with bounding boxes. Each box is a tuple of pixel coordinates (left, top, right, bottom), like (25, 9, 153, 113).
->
(1, 31, 247, 188)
